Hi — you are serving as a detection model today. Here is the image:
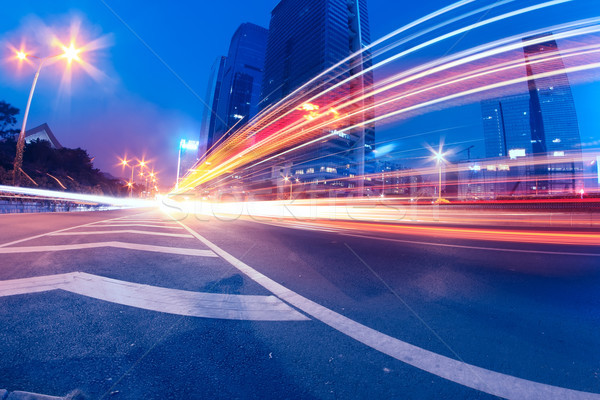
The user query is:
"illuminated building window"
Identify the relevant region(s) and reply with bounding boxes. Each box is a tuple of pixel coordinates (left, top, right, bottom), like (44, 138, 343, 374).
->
(508, 148, 526, 159)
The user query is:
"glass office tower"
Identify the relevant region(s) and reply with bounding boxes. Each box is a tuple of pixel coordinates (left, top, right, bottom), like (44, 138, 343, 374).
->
(260, 0, 375, 196)
(481, 34, 582, 196)
(207, 23, 268, 150)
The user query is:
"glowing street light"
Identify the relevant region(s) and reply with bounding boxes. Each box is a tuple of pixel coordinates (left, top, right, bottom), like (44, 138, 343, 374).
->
(12, 40, 87, 186)
(119, 156, 142, 198)
(283, 176, 296, 199)
(176, 139, 199, 190)
(429, 144, 449, 202)
(137, 160, 152, 195)
(61, 43, 81, 63)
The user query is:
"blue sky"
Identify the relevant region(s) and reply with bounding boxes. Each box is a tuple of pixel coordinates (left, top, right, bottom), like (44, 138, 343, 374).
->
(1, 0, 599, 185)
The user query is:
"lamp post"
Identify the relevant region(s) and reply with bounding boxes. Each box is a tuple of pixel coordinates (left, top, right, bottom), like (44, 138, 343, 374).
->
(284, 176, 298, 200)
(176, 139, 199, 190)
(120, 157, 136, 198)
(432, 150, 446, 201)
(12, 44, 83, 186)
(137, 160, 148, 197)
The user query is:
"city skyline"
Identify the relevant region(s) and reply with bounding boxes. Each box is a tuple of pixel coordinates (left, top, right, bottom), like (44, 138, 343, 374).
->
(2, 3, 600, 399)
(0, 1, 598, 187)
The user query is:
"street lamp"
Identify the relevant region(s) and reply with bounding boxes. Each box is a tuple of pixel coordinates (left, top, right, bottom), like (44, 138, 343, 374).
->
(120, 157, 136, 198)
(176, 139, 199, 190)
(138, 160, 149, 197)
(430, 147, 447, 202)
(284, 176, 295, 200)
(119, 156, 148, 198)
(12, 41, 85, 186)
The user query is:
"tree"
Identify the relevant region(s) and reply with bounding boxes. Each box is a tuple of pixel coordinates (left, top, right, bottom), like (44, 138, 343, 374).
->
(0, 101, 20, 140)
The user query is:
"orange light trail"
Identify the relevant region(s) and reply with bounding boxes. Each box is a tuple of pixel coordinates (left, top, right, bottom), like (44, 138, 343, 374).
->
(170, 3, 600, 221)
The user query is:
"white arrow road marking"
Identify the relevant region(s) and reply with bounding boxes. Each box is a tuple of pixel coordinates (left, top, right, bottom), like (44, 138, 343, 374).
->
(176, 219, 600, 400)
(102, 219, 180, 224)
(49, 230, 194, 239)
(0, 272, 308, 321)
(0, 241, 217, 257)
(0, 213, 147, 248)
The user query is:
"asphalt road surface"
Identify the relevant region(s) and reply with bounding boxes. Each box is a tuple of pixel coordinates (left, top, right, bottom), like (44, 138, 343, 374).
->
(0, 208, 599, 399)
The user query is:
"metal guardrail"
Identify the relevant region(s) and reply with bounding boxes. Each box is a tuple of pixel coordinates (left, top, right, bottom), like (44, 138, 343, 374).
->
(0, 199, 108, 214)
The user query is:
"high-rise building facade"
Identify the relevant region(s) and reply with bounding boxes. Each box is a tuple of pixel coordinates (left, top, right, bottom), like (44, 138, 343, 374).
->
(205, 56, 227, 152)
(524, 35, 581, 156)
(482, 94, 532, 159)
(481, 34, 582, 195)
(260, 0, 375, 195)
(200, 56, 226, 158)
(207, 23, 268, 151)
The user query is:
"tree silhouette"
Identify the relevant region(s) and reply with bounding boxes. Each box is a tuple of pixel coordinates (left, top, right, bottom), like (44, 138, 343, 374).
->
(0, 101, 20, 139)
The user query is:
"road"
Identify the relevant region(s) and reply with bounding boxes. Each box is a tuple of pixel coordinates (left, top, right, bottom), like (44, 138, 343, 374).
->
(0, 208, 599, 399)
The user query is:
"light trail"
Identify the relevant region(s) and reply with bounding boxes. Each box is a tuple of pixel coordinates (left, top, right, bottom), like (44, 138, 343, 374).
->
(0, 185, 153, 208)
(169, 0, 600, 237)
(161, 195, 600, 246)
(179, 38, 598, 191)
(198, 46, 599, 188)
(238, 21, 600, 170)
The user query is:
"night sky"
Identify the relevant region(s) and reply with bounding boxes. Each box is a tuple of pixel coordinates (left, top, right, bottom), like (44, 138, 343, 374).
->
(1, 0, 599, 187)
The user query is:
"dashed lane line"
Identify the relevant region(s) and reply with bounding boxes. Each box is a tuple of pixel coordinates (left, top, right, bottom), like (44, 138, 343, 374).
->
(0, 241, 217, 257)
(175, 218, 600, 400)
(0, 272, 308, 321)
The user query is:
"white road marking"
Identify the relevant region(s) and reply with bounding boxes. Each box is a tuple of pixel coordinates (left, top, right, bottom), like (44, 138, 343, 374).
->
(49, 230, 194, 239)
(0, 272, 308, 321)
(107, 219, 179, 224)
(0, 213, 146, 248)
(176, 219, 600, 400)
(89, 223, 184, 229)
(0, 241, 217, 257)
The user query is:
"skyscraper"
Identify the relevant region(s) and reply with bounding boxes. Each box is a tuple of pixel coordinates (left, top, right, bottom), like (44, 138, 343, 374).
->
(481, 33, 582, 195)
(482, 94, 532, 159)
(260, 0, 375, 195)
(207, 23, 268, 151)
(523, 34, 581, 157)
(200, 56, 226, 158)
